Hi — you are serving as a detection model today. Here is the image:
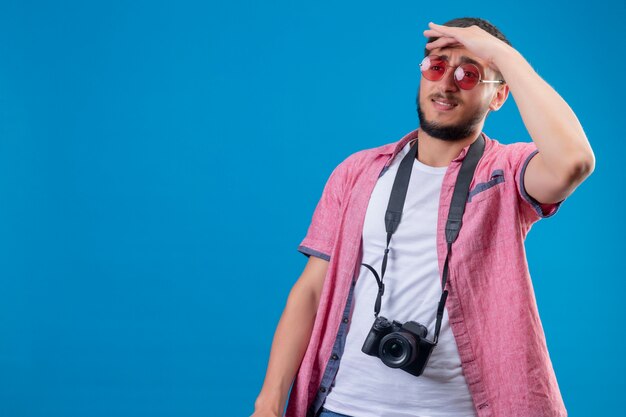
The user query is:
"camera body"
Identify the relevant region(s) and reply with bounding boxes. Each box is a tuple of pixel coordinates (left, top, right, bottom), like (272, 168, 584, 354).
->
(361, 316, 435, 377)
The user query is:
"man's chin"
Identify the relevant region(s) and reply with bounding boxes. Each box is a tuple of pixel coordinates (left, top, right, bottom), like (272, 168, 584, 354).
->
(419, 120, 476, 142)
(417, 105, 486, 142)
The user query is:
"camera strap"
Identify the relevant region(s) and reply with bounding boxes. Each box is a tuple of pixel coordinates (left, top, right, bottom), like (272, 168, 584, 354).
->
(361, 133, 485, 345)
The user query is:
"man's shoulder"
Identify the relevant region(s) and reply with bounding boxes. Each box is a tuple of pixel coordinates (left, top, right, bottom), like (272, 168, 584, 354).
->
(483, 136, 538, 164)
(332, 139, 397, 175)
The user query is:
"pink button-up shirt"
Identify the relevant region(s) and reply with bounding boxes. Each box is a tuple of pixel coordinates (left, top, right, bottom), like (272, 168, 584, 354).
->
(287, 129, 567, 417)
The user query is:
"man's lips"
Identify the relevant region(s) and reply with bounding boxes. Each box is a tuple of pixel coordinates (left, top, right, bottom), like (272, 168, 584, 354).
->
(431, 98, 458, 111)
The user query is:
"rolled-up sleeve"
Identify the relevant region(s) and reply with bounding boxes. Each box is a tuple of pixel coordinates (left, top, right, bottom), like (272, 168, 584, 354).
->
(511, 142, 565, 224)
(297, 161, 348, 261)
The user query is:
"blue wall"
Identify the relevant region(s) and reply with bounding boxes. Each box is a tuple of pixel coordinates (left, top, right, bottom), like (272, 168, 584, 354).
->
(0, 1, 623, 416)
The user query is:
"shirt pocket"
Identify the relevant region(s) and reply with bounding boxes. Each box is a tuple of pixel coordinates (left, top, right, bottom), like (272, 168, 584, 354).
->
(467, 169, 505, 203)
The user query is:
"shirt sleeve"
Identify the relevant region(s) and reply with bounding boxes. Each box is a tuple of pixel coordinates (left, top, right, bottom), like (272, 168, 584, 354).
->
(510, 142, 565, 224)
(297, 160, 348, 261)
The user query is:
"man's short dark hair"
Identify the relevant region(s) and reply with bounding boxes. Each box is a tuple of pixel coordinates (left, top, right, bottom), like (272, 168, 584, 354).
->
(423, 17, 511, 82)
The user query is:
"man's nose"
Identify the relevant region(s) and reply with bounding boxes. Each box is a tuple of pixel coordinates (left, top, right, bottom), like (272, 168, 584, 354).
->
(440, 66, 460, 92)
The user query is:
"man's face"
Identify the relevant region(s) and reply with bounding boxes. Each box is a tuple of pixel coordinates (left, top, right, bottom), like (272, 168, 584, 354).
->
(417, 46, 502, 142)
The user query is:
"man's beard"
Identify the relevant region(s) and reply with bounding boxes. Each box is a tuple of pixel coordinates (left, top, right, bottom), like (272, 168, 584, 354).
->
(416, 91, 490, 142)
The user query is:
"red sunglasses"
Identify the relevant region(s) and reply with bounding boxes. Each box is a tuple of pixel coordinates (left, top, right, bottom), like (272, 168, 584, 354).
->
(419, 55, 505, 90)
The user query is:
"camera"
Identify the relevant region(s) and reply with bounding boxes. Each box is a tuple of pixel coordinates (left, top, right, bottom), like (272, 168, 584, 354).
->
(361, 316, 435, 377)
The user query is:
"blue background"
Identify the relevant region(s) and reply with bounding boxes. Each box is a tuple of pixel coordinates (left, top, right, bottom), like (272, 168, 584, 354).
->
(0, 1, 623, 416)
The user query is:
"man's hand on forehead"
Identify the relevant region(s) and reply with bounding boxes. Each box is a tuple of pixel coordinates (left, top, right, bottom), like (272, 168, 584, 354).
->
(423, 22, 511, 72)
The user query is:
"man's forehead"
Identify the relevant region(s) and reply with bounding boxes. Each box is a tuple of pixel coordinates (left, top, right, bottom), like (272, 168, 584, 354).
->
(438, 54, 482, 67)
(430, 47, 486, 68)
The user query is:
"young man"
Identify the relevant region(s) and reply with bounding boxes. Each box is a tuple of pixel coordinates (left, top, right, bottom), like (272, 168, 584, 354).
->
(252, 17, 594, 417)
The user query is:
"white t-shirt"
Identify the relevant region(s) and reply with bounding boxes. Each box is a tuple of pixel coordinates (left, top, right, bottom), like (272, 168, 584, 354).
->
(322, 140, 477, 417)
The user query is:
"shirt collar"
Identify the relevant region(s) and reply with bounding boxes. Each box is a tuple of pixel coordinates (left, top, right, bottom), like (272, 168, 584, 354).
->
(379, 128, 490, 167)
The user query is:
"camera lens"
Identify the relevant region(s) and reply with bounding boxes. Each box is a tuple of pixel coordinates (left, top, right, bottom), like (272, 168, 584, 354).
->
(379, 332, 417, 368)
(387, 341, 404, 358)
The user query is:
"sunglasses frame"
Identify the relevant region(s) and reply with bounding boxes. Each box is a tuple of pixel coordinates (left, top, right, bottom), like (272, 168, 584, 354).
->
(419, 55, 505, 90)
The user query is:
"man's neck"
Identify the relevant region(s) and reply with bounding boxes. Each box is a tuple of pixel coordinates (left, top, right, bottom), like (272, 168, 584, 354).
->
(414, 127, 482, 167)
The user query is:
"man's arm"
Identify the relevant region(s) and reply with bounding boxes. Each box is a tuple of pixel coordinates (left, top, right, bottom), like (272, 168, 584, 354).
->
(251, 256, 329, 417)
(492, 45, 595, 204)
(424, 22, 595, 204)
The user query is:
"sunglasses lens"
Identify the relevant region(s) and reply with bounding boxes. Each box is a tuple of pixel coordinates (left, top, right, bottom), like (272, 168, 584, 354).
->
(454, 64, 480, 90)
(420, 56, 446, 81)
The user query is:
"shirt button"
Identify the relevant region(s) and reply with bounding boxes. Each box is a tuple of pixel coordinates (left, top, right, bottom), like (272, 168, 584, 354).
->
(342, 317, 349, 323)
(319, 387, 326, 393)
(331, 353, 339, 360)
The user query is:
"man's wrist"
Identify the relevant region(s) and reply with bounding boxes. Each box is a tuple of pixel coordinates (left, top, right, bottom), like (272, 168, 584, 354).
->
(492, 43, 526, 78)
(254, 392, 284, 416)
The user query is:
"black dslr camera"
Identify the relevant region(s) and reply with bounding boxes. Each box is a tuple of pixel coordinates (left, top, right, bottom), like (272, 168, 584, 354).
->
(361, 316, 435, 377)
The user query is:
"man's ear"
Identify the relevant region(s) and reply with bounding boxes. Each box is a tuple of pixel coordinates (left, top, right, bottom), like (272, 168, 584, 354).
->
(489, 84, 509, 111)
